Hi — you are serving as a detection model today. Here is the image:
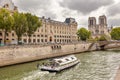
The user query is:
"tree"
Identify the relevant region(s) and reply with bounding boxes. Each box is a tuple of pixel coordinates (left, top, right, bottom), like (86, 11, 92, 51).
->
(99, 35, 107, 41)
(110, 27, 120, 40)
(0, 8, 14, 44)
(77, 28, 91, 41)
(13, 12, 28, 44)
(25, 13, 42, 43)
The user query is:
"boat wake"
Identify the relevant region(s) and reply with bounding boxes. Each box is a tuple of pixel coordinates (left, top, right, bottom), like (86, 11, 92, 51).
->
(21, 70, 51, 80)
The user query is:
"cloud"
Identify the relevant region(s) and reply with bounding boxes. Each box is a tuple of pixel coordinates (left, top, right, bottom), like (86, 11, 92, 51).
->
(12, 0, 120, 27)
(60, 0, 114, 14)
(13, 0, 49, 11)
(108, 18, 120, 26)
(107, 2, 120, 16)
(12, 0, 57, 19)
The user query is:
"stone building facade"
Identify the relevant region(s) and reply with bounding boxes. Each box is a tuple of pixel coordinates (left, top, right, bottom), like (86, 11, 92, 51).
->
(22, 17, 77, 44)
(88, 15, 110, 38)
(0, 0, 78, 44)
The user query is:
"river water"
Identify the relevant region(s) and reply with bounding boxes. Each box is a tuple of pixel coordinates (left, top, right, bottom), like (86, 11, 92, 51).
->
(0, 49, 120, 80)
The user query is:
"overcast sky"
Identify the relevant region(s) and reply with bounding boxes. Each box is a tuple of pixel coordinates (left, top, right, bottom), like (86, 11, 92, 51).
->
(12, 0, 120, 28)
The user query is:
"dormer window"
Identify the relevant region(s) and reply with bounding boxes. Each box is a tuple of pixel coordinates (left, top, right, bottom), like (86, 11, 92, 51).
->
(14, 6, 17, 11)
(3, 4, 9, 8)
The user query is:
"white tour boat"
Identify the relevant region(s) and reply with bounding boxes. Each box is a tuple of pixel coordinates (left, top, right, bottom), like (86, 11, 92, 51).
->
(40, 55, 80, 72)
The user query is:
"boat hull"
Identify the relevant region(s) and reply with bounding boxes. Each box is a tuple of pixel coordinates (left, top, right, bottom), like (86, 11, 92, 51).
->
(41, 60, 79, 72)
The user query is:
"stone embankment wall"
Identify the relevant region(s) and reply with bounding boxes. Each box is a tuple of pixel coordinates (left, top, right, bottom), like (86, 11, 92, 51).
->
(104, 43, 120, 49)
(0, 42, 98, 67)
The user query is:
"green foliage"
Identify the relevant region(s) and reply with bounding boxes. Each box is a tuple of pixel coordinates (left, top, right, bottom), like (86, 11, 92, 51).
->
(110, 27, 120, 40)
(25, 13, 42, 42)
(87, 37, 98, 42)
(0, 8, 14, 44)
(77, 28, 91, 41)
(13, 12, 28, 44)
(98, 35, 107, 41)
(0, 8, 42, 44)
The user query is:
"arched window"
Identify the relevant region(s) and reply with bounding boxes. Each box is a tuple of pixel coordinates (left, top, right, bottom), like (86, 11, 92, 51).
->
(0, 32, 2, 36)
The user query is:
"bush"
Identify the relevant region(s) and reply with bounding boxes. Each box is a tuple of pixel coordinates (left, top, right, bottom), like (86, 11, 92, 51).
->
(98, 35, 107, 41)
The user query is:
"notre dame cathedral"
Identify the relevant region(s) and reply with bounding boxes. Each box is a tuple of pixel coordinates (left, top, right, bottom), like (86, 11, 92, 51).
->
(88, 15, 111, 38)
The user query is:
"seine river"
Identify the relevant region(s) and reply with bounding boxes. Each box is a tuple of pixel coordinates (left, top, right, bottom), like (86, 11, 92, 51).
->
(0, 49, 120, 80)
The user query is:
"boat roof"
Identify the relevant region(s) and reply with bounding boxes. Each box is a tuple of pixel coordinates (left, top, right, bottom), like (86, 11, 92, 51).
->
(53, 55, 77, 65)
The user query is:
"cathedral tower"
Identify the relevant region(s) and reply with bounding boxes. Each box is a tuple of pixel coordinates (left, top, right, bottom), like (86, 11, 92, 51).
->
(88, 15, 109, 38)
(88, 17, 96, 35)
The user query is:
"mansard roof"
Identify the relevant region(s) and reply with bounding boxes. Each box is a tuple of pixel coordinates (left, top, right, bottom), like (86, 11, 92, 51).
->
(39, 16, 77, 26)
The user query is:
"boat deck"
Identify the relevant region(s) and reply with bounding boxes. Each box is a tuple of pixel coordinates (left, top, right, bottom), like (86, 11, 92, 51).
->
(41, 60, 79, 72)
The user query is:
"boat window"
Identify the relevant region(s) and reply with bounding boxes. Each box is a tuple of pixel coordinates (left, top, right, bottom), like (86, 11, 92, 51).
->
(66, 59, 69, 61)
(71, 57, 74, 59)
(58, 60, 62, 63)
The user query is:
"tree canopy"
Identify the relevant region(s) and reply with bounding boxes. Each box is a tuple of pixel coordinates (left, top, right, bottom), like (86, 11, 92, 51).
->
(13, 12, 28, 44)
(110, 27, 120, 40)
(25, 13, 42, 43)
(0, 8, 14, 44)
(0, 8, 42, 45)
(98, 35, 107, 41)
(77, 28, 91, 41)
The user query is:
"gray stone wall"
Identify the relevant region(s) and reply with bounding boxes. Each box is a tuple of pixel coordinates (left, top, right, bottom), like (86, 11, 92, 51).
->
(0, 43, 97, 67)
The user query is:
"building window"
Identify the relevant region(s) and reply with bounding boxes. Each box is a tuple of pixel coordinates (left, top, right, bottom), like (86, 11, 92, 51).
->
(0, 39, 2, 43)
(45, 39, 47, 42)
(33, 35, 36, 37)
(54, 39, 56, 42)
(65, 40, 66, 42)
(57, 39, 59, 42)
(41, 29, 43, 32)
(29, 39, 31, 43)
(37, 35, 40, 37)
(45, 29, 47, 32)
(6, 33, 9, 36)
(45, 35, 47, 37)
(12, 33, 14, 37)
(24, 39, 27, 43)
(95, 30, 99, 34)
(41, 35, 43, 37)
(37, 39, 40, 43)
(33, 39, 36, 43)
(62, 40, 64, 42)
(90, 20, 93, 25)
(60, 39, 61, 42)
(0, 32, 2, 36)
(100, 18, 104, 24)
(41, 39, 43, 42)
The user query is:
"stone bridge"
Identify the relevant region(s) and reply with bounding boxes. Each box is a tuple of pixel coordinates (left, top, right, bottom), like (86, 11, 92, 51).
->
(98, 41, 120, 49)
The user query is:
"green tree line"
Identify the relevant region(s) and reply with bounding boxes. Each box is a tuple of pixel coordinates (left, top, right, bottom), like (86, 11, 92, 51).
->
(77, 27, 120, 41)
(110, 27, 120, 40)
(77, 28, 91, 41)
(0, 8, 42, 44)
